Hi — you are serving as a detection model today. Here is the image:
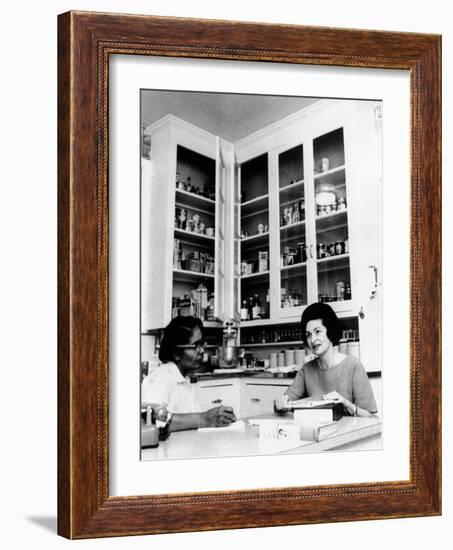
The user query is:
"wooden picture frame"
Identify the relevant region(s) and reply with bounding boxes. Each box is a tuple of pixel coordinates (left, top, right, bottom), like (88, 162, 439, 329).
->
(58, 11, 441, 539)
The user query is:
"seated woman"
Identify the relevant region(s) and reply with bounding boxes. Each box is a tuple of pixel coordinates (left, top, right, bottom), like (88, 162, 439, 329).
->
(142, 316, 236, 431)
(276, 302, 377, 417)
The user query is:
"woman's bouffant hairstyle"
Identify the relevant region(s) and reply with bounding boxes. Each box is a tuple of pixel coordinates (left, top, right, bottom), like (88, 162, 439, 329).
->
(300, 302, 341, 346)
(158, 316, 204, 363)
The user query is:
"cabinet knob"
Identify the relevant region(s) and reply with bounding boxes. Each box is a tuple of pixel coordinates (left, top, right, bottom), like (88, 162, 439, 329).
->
(212, 398, 223, 404)
(251, 398, 261, 403)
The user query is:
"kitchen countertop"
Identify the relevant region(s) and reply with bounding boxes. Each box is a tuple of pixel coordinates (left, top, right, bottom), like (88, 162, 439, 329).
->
(187, 369, 381, 383)
(188, 370, 297, 382)
(141, 415, 382, 461)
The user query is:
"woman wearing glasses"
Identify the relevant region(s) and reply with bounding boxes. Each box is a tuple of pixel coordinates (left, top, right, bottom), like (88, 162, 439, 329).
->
(141, 316, 237, 431)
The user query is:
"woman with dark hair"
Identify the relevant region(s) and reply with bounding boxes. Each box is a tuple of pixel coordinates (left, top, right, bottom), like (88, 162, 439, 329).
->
(142, 316, 236, 431)
(276, 302, 377, 417)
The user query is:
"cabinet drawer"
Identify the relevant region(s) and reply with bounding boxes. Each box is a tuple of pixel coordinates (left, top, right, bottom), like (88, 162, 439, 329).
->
(242, 383, 288, 418)
(197, 383, 238, 412)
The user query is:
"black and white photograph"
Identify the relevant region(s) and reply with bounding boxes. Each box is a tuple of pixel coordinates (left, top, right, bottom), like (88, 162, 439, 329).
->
(139, 90, 383, 460)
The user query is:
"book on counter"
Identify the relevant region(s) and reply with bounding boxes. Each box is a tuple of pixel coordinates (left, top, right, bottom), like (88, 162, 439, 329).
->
(250, 418, 339, 442)
(299, 421, 339, 441)
(287, 397, 345, 423)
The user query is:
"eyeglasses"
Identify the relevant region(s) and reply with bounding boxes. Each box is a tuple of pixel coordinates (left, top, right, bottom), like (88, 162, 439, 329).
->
(176, 340, 207, 351)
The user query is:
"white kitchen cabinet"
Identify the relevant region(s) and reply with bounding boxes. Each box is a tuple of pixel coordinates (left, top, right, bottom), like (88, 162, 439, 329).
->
(235, 100, 382, 321)
(142, 116, 231, 330)
(193, 375, 379, 419)
(241, 379, 291, 418)
(194, 377, 290, 418)
(195, 379, 241, 415)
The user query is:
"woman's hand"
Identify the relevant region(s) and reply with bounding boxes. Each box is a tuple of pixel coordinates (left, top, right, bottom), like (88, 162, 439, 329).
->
(322, 391, 345, 404)
(274, 394, 290, 414)
(201, 405, 236, 427)
(322, 391, 356, 415)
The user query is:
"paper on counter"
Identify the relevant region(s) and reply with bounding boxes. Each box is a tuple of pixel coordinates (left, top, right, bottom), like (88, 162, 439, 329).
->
(198, 420, 246, 433)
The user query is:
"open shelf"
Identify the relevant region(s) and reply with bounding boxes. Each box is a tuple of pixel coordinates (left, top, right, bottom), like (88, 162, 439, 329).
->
(241, 270, 270, 281)
(241, 194, 269, 218)
(173, 269, 215, 283)
(175, 188, 215, 213)
(315, 209, 348, 233)
(280, 262, 307, 272)
(280, 221, 306, 242)
(240, 232, 269, 248)
(239, 341, 304, 348)
(174, 228, 215, 247)
(279, 180, 305, 204)
(317, 253, 350, 273)
(313, 165, 346, 186)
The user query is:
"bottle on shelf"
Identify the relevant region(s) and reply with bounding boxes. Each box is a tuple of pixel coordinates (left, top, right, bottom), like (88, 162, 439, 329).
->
(252, 294, 262, 319)
(240, 300, 249, 321)
(176, 171, 184, 190)
(206, 293, 215, 321)
(345, 283, 351, 300)
(247, 297, 254, 320)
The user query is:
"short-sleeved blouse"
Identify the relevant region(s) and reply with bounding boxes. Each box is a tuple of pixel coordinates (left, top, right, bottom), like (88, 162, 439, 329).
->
(285, 355, 377, 413)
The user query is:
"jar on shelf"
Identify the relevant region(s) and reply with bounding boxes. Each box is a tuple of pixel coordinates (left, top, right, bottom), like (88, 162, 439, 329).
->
(327, 243, 336, 257)
(178, 209, 187, 230)
(317, 243, 326, 259)
(298, 200, 305, 219)
(285, 207, 292, 226)
(335, 241, 344, 255)
(337, 196, 346, 210)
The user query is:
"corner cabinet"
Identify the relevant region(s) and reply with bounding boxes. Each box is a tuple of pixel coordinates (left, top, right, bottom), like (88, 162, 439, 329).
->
(234, 100, 382, 372)
(142, 102, 382, 373)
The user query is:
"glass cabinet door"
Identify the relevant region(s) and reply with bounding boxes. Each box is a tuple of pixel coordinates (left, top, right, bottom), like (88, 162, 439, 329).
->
(239, 153, 270, 323)
(312, 128, 352, 306)
(278, 144, 308, 314)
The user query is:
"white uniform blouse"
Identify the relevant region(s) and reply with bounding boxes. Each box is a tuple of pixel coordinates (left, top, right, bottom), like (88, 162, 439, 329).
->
(141, 361, 201, 414)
